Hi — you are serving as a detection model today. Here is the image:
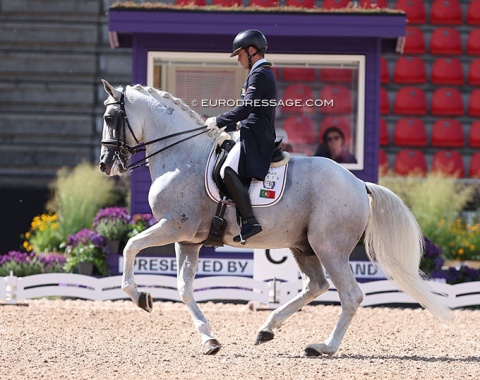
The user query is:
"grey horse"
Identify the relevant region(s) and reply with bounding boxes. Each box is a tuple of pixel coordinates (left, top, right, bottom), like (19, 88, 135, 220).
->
(99, 80, 451, 356)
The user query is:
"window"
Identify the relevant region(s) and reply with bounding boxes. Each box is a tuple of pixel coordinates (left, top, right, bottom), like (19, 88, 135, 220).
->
(148, 52, 365, 171)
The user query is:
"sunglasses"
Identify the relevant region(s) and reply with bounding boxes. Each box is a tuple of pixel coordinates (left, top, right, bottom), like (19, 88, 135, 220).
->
(327, 135, 342, 142)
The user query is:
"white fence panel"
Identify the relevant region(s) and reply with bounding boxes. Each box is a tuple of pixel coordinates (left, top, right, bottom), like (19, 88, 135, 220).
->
(0, 277, 6, 300)
(279, 279, 341, 304)
(1, 274, 480, 308)
(193, 276, 270, 304)
(278, 279, 480, 308)
(431, 281, 480, 309)
(16, 273, 98, 301)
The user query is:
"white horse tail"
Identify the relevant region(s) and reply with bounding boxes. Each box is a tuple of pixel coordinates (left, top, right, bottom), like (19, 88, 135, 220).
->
(364, 182, 452, 320)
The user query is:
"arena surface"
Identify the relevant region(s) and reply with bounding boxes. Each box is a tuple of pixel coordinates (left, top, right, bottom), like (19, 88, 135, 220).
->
(0, 300, 478, 379)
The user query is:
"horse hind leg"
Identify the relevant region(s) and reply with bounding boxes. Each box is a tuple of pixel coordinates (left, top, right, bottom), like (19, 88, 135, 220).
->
(176, 242, 221, 355)
(303, 250, 363, 357)
(255, 246, 329, 345)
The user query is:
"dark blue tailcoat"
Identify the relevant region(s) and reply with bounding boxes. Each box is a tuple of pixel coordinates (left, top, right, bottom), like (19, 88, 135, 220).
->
(216, 62, 277, 181)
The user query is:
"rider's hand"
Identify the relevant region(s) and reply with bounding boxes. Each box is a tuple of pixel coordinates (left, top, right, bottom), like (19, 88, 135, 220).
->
(205, 117, 219, 130)
(205, 117, 225, 137)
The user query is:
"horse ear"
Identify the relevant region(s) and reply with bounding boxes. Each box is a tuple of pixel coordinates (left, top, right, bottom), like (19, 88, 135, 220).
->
(102, 79, 121, 101)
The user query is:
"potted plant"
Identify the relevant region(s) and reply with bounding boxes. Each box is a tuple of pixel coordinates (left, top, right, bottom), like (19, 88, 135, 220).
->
(22, 213, 64, 254)
(93, 207, 131, 254)
(128, 213, 157, 238)
(63, 229, 108, 275)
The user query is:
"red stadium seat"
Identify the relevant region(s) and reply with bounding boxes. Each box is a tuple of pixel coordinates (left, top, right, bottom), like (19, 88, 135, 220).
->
(394, 150, 427, 177)
(319, 85, 352, 114)
(431, 87, 464, 116)
(403, 27, 426, 54)
(431, 57, 464, 85)
(393, 118, 427, 147)
(469, 152, 480, 178)
(431, 150, 465, 178)
(359, 0, 388, 8)
(393, 87, 427, 115)
(467, 0, 480, 25)
(395, 0, 426, 24)
(282, 68, 316, 81)
(322, 0, 350, 8)
(212, 0, 242, 5)
(380, 57, 390, 84)
(319, 68, 354, 83)
(319, 116, 352, 145)
(393, 56, 426, 84)
(467, 29, 480, 56)
(430, 0, 462, 25)
(379, 118, 389, 146)
(285, 0, 315, 7)
(176, 0, 206, 5)
(271, 66, 279, 78)
(249, 0, 279, 6)
(430, 27, 462, 55)
(379, 149, 390, 176)
(431, 119, 465, 148)
(468, 89, 480, 116)
(468, 59, 480, 85)
(281, 84, 315, 114)
(282, 116, 316, 144)
(380, 87, 390, 115)
(468, 120, 480, 147)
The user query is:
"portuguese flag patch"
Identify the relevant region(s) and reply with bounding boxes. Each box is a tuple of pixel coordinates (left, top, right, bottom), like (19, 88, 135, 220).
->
(259, 189, 275, 199)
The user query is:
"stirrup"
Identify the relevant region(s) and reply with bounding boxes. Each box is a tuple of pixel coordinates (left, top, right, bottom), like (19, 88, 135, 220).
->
(233, 222, 263, 244)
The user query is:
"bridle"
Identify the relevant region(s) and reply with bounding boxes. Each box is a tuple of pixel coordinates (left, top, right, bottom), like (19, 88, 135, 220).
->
(102, 90, 209, 171)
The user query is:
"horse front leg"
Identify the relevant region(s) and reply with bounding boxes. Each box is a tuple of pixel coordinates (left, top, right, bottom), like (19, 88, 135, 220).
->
(122, 220, 175, 312)
(176, 242, 221, 355)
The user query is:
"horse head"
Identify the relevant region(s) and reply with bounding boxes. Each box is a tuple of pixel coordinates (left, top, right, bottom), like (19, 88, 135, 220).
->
(99, 80, 211, 177)
(99, 79, 141, 176)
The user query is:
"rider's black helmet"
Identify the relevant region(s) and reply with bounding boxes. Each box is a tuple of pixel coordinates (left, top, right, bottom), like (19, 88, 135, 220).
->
(230, 29, 268, 57)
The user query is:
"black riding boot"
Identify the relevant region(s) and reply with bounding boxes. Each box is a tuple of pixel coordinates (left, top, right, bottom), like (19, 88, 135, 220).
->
(223, 167, 262, 243)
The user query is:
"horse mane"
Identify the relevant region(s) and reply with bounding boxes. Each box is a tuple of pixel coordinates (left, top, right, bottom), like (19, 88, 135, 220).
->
(131, 84, 205, 126)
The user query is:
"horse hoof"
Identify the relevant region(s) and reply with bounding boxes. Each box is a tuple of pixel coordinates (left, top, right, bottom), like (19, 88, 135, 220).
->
(138, 291, 153, 313)
(203, 339, 221, 355)
(255, 331, 274, 345)
(303, 344, 335, 357)
(303, 347, 322, 357)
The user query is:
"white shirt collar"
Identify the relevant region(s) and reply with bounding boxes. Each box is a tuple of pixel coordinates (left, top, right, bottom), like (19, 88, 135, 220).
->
(250, 58, 267, 72)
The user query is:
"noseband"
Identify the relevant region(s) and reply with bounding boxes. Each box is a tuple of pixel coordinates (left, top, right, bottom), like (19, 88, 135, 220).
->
(102, 89, 208, 171)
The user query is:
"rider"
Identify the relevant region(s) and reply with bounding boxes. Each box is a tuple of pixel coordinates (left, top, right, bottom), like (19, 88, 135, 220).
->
(205, 29, 277, 243)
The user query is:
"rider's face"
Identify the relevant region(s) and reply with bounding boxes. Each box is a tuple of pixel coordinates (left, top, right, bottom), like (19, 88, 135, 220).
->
(237, 49, 252, 70)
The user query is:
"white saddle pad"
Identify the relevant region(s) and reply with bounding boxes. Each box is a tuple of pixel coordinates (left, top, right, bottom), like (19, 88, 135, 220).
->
(205, 146, 288, 207)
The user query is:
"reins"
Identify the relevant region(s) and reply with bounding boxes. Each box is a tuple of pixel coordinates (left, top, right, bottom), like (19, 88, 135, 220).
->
(102, 90, 209, 171)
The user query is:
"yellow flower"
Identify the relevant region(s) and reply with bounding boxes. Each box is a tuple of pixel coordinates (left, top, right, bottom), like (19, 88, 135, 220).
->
(458, 248, 464, 255)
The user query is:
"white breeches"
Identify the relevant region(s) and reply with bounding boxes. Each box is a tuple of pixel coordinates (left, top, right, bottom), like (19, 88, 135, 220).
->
(220, 140, 241, 179)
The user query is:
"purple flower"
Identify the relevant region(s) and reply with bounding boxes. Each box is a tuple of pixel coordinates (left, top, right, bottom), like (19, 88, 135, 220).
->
(66, 228, 106, 250)
(94, 207, 130, 227)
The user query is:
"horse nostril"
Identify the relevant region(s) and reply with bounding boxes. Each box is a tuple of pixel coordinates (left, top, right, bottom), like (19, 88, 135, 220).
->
(99, 162, 106, 172)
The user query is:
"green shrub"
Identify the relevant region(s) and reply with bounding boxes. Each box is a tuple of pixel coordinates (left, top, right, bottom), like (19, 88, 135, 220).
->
(379, 173, 474, 240)
(46, 162, 119, 241)
(380, 173, 477, 261)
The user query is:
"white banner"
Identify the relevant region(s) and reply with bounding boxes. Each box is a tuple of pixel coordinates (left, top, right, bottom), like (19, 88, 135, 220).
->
(119, 256, 253, 276)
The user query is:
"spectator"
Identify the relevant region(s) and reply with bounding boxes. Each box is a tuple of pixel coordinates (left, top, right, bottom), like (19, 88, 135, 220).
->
(315, 126, 357, 163)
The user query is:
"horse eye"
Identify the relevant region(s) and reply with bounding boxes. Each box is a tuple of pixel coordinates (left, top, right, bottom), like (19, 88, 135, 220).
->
(104, 115, 113, 123)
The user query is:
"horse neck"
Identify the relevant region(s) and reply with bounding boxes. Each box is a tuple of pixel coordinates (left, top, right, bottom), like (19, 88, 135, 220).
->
(143, 115, 213, 182)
